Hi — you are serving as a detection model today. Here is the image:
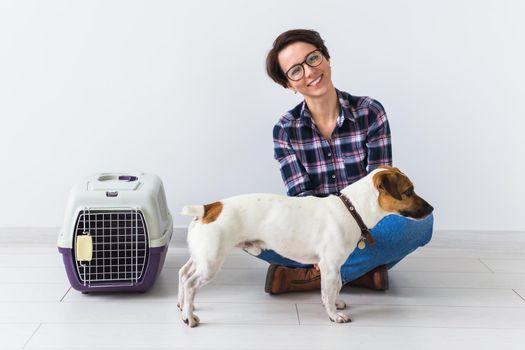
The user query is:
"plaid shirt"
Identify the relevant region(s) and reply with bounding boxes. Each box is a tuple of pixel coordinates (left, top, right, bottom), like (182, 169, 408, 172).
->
(273, 89, 392, 197)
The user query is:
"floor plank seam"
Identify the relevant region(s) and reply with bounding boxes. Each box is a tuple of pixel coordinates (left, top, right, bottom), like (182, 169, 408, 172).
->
(9, 322, 525, 331)
(478, 259, 495, 273)
(512, 289, 525, 302)
(59, 287, 71, 302)
(22, 322, 41, 349)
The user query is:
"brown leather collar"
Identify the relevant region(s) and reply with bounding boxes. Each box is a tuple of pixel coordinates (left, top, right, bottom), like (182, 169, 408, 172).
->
(337, 193, 376, 245)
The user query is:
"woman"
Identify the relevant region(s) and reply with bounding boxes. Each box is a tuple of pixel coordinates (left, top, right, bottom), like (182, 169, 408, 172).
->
(255, 29, 434, 294)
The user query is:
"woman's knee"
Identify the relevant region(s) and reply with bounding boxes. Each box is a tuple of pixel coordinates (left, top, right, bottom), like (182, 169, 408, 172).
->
(413, 213, 434, 247)
(372, 213, 434, 247)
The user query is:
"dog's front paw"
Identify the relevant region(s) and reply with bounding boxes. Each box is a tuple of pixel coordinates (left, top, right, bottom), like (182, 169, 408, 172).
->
(330, 312, 351, 323)
(335, 299, 346, 310)
(182, 313, 200, 327)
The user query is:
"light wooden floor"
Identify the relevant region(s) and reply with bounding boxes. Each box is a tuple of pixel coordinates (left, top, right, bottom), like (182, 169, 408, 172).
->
(1, 229, 525, 349)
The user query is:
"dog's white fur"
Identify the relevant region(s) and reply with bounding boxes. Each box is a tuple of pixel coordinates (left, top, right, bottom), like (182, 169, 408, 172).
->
(177, 167, 428, 326)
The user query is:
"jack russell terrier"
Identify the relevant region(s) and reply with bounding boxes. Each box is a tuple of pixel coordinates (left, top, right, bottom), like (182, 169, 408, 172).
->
(178, 166, 433, 327)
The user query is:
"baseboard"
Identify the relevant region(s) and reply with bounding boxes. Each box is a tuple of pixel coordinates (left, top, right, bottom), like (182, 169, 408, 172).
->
(170, 226, 188, 243)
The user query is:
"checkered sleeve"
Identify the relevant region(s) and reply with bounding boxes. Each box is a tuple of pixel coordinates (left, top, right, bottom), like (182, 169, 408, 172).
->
(273, 123, 315, 197)
(366, 99, 393, 171)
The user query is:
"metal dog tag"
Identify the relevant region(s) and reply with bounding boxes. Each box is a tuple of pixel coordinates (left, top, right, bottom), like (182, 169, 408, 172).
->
(357, 240, 366, 250)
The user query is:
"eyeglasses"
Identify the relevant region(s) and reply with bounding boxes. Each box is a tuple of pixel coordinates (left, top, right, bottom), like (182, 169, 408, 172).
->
(285, 49, 324, 81)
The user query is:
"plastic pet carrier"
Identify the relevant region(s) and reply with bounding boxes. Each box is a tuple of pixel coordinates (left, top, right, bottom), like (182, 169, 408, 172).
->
(58, 173, 172, 293)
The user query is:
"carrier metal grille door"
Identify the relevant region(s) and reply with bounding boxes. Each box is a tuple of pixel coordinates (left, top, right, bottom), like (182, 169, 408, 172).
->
(73, 209, 148, 287)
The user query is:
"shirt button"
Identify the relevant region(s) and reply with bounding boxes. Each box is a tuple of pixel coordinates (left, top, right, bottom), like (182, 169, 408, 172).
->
(332, 174, 336, 179)
(327, 152, 332, 157)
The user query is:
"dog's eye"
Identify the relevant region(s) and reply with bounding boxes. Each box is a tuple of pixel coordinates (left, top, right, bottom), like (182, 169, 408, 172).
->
(403, 189, 414, 197)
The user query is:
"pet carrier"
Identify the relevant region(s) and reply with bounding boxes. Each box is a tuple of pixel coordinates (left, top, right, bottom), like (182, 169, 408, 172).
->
(58, 173, 173, 293)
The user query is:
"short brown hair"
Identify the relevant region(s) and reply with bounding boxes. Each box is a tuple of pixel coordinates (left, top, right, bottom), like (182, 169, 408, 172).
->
(266, 29, 330, 88)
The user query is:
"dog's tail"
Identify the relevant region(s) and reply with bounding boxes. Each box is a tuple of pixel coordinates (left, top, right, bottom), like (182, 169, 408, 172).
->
(180, 205, 205, 218)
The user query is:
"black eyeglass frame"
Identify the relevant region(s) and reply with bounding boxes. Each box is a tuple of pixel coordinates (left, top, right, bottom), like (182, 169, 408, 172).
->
(284, 49, 324, 81)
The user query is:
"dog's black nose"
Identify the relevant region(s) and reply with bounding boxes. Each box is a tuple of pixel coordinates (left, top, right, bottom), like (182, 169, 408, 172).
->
(419, 200, 434, 217)
(400, 199, 434, 219)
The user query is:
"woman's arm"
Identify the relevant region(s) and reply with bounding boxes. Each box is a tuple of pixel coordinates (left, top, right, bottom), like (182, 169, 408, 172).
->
(366, 99, 393, 171)
(273, 124, 315, 197)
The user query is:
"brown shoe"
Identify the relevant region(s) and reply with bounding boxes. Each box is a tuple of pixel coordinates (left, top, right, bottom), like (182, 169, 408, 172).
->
(264, 264, 321, 294)
(346, 265, 389, 291)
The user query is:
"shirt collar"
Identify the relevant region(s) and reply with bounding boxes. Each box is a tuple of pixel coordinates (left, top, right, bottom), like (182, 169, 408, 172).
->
(299, 88, 356, 125)
(336, 88, 356, 122)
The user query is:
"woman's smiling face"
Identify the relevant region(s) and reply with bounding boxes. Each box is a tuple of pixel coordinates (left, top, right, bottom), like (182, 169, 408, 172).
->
(278, 41, 333, 98)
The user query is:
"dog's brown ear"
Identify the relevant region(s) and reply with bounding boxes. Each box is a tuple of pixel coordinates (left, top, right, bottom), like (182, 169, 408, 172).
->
(378, 173, 402, 200)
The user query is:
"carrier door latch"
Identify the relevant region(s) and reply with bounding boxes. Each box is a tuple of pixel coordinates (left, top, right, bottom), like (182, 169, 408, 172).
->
(76, 234, 93, 262)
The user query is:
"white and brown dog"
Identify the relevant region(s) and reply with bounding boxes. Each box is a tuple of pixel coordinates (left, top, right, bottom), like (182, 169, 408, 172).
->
(178, 166, 433, 327)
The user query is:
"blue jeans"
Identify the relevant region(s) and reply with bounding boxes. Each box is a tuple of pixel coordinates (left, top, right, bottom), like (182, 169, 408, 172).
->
(254, 214, 434, 284)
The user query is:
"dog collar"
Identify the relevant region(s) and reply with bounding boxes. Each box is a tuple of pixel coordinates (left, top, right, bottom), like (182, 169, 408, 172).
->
(337, 193, 376, 248)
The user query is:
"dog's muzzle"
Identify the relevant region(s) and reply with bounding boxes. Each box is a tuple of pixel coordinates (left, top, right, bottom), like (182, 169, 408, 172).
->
(400, 197, 434, 219)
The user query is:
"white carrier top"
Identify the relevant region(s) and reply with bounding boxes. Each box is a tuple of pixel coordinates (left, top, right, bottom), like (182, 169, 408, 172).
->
(58, 173, 172, 249)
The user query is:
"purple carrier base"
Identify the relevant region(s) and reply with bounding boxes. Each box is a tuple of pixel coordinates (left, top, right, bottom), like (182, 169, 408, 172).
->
(58, 246, 168, 293)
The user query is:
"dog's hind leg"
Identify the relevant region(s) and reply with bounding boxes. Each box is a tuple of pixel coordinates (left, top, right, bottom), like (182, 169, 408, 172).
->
(319, 262, 351, 323)
(177, 258, 194, 311)
(181, 268, 201, 327)
(181, 254, 228, 327)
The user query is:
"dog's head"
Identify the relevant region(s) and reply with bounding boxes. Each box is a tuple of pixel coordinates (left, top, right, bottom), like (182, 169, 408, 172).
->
(373, 166, 434, 219)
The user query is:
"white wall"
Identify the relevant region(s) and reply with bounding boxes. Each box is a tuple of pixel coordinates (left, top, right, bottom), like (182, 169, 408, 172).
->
(1, 0, 524, 231)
